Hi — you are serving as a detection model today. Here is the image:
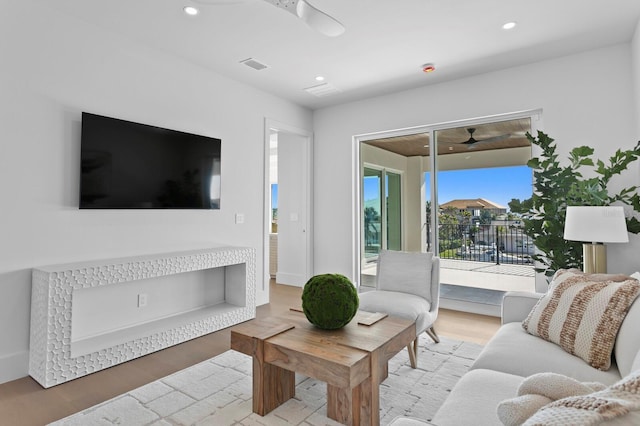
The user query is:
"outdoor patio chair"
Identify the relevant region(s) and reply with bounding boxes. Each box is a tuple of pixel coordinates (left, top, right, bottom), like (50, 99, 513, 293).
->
(359, 249, 440, 368)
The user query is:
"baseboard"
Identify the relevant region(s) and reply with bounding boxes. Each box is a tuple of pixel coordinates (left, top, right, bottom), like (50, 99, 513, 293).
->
(440, 297, 501, 317)
(275, 272, 306, 287)
(0, 350, 29, 385)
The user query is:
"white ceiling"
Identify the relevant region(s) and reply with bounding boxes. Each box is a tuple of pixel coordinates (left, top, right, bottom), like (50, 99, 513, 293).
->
(39, 0, 640, 110)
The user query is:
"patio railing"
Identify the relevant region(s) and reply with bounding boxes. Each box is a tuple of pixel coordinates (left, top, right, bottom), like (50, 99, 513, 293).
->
(436, 223, 533, 265)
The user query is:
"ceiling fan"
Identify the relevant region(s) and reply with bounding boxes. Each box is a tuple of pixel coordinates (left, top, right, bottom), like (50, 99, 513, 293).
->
(193, 0, 345, 37)
(458, 128, 510, 149)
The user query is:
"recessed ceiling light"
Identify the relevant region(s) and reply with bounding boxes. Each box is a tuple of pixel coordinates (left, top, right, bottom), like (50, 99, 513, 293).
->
(502, 21, 517, 30)
(184, 6, 199, 16)
(315, 76, 325, 82)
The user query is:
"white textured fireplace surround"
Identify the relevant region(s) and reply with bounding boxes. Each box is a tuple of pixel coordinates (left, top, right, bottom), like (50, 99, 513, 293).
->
(29, 246, 256, 388)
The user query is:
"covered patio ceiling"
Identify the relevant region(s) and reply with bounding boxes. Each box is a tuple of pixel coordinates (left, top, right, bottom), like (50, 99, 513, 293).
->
(363, 118, 532, 157)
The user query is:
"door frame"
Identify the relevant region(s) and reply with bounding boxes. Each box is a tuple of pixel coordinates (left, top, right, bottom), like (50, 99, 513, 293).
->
(263, 119, 314, 293)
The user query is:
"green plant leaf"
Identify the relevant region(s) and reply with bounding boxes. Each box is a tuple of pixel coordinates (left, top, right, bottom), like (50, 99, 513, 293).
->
(627, 216, 640, 234)
(519, 131, 640, 273)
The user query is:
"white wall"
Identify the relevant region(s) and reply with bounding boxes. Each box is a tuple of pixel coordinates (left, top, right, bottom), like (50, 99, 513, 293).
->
(633, 19, 640, 138)
(313, 43, 640, 280)
(0, 1, 312, 383)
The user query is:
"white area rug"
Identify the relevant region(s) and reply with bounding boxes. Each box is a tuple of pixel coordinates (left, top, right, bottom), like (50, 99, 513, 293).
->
(50, 336, 482, 426)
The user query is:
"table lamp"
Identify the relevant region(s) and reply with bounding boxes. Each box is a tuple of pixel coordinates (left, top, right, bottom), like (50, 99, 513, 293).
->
(563, 206, 629, 273)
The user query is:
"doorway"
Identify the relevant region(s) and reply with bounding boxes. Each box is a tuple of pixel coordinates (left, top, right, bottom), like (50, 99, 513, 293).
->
(355, 110, 543, 313)
(263, 120, 313, 294)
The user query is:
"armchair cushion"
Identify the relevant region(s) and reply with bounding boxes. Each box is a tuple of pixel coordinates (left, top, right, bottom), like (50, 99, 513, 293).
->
(522, 269, 640, 370)
(358, 290, 433, 334)
(376, 250, 434, 302)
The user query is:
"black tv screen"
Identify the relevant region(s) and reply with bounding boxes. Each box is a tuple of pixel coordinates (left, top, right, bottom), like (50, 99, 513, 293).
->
(80, 112, 221, 209)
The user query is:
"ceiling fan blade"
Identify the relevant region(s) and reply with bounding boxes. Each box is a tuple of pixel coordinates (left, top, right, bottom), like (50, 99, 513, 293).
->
(261, 0, 344, 37)
(467, 134, 510, 148)
(296, 0, 345, 37)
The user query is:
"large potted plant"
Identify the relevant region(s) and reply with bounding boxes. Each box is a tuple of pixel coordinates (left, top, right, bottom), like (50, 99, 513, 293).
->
(509, 131, 640, 276)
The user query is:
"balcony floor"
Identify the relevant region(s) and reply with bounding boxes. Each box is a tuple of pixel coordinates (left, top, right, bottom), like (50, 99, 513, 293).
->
(361, 258, 536, 317)
(440, 259, 535, 292)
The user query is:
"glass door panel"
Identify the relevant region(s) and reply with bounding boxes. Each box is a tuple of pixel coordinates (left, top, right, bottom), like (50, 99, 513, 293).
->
(361, 167, 403, 287)
(432, 117, 535, 294)
(425, 172, 433, 252)
(386, 172, 402, 251)
(363, 167, 382, 260)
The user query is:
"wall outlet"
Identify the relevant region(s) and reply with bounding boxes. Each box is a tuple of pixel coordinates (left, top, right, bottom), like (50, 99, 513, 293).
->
(138, 293, 148, 308)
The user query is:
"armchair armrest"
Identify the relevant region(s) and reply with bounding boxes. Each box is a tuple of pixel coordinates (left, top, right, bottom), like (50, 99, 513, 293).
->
(501, 291, 544, 325)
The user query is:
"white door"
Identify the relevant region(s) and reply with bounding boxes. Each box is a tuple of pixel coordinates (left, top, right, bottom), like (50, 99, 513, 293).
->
(277, 132, 310, 286)
(264, 120, 313, 289)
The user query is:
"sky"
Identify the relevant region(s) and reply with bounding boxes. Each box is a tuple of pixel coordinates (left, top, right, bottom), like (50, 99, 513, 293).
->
(363, 165, 532, 211)
(272, 184, 278, 208)
(428, 165, 533, 209)
(275, 165, 533, 211)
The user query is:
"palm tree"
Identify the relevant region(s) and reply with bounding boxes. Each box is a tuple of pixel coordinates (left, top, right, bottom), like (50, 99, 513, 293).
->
(479, 209, 493, 225)
(363, 207, 380, 251)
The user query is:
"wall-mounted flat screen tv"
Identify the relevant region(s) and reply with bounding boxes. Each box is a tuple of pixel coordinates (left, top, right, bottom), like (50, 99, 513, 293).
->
(80, 112, 221, 209)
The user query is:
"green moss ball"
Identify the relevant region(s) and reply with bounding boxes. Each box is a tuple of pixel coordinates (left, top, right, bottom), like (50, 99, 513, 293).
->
(301, 273, 359, 330)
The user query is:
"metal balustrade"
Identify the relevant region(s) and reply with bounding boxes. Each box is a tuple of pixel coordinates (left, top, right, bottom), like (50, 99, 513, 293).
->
(436, 223, 533, 265)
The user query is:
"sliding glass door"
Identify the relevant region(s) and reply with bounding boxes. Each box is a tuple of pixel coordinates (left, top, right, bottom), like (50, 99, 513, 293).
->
(357, 111, 542, 297)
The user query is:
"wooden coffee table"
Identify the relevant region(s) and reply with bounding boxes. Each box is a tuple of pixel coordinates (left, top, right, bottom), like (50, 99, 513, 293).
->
(230, 309, 415, 426)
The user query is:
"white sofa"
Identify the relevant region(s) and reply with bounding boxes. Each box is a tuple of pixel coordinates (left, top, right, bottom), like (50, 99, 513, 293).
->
(392, 288, 640, 425)
(432, 290, 640, 425)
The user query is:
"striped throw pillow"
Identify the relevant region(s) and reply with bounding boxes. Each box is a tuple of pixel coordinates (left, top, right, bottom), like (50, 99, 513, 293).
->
(523, 269, 640, 370)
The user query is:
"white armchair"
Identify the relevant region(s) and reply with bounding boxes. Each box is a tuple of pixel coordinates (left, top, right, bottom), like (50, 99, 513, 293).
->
(358, 250, 440, 368)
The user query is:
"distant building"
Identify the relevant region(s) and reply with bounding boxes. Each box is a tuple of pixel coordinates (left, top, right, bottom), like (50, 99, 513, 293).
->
(439, 198, 507, 218)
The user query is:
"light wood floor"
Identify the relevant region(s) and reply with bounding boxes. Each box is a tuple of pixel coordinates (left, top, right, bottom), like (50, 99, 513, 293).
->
(0, 281, 500, 425)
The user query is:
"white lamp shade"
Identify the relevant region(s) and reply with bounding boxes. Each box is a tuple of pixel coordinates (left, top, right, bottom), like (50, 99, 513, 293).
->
(564, 206, 629, 243)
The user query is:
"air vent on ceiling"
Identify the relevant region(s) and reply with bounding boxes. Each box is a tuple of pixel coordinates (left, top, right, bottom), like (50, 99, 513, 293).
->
(239, 58, 269, 71)
(303, 82, 341, 97)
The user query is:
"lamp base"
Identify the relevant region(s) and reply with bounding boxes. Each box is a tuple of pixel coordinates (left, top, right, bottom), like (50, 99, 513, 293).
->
(583, 243, 607, 274)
